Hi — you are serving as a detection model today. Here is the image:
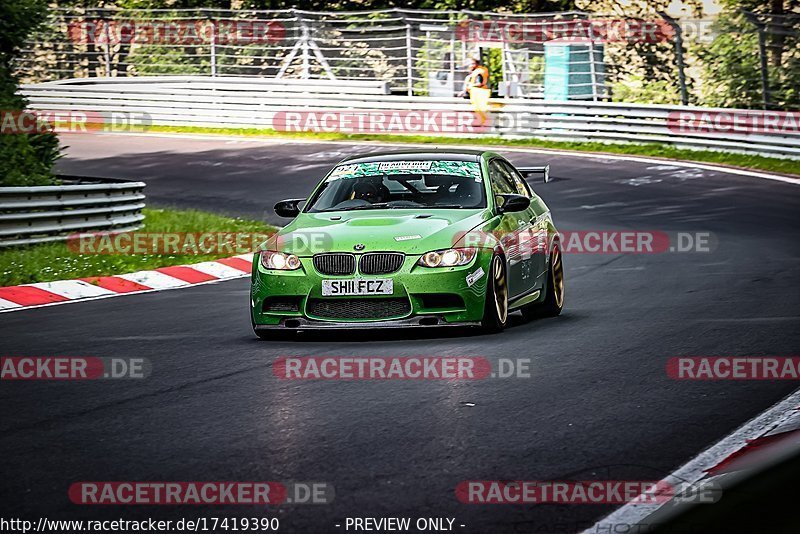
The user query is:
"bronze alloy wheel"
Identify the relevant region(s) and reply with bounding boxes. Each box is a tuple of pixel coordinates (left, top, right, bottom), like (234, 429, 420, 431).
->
(492, 254, 508, 324)
(521, 243, 564, 320)
(551, 246, 564, 309)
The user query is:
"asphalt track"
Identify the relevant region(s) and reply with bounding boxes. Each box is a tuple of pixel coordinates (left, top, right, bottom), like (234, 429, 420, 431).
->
(1, 133, 799, 533)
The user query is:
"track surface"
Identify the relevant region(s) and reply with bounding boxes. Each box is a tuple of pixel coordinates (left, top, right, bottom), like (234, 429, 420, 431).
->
(2, 134, 799, 533)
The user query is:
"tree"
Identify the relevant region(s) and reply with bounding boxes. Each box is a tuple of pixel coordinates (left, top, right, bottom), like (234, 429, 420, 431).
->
(698, 0, 799, 110)
(575, 0, 705, 105)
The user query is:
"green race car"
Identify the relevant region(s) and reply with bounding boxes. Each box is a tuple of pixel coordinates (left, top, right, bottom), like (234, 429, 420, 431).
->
(250, 149, 564, 336)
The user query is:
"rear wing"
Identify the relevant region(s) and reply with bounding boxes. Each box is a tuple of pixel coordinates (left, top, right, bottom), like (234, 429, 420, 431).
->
(517, 165, 551, 184)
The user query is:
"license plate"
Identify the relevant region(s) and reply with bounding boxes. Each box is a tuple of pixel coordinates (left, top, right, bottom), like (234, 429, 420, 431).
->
(322, 279, 393, 296)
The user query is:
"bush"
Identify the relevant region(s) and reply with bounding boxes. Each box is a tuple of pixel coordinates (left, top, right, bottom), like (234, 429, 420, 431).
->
(0, 134, 60, 186)
(611, 75, 682, 105)
(0, 0, 61, 187)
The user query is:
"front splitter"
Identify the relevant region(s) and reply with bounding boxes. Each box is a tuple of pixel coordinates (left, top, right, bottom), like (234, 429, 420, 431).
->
(254, 316, 481, 331)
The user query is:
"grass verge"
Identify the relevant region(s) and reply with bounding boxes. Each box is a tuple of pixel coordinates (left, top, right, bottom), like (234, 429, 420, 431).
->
(0, 207, 274, 287)
(147, 125, 800, 177)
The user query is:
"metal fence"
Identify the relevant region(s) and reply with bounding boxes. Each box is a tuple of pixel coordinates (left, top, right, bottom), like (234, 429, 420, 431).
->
(0, 176, 146, 247)
(14, 7, 800, 111)
(20, 78, 800, 159)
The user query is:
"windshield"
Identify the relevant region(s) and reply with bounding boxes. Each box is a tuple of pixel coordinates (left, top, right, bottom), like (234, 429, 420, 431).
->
(305, 160, 486, 212)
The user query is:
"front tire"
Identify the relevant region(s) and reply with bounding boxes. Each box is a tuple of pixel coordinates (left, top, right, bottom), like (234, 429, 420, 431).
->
(522, 244, 564, 320)
(481, 254, 509, 333)
(253, 328, 272, 340)
(252, 318, 292, 341)
(252, 325, 295, 341)
(252, 319, 270, 340)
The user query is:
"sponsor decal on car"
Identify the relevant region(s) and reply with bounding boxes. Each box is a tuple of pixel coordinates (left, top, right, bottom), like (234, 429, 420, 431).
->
(466, 267, 485, 287)
(394, 234, 422, 242)
(378, 161, 432, 171)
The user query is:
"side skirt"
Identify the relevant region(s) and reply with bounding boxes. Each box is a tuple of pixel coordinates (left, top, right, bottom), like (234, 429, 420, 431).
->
(508, 288, 541, 310)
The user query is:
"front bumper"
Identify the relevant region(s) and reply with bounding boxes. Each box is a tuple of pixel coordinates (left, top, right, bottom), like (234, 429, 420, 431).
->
(250, 250, 492, 327)
(254, 317, 482, 331)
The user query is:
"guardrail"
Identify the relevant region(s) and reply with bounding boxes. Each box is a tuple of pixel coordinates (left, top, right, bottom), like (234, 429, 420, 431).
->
(20, 77, 800, 159)
(32, 76, 391, 95)
(0, 176, 146, 248)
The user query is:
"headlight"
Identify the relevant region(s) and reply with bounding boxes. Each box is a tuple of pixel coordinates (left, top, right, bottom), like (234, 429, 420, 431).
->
(417, 248, 477, 268)
(260, 250, 301, 270)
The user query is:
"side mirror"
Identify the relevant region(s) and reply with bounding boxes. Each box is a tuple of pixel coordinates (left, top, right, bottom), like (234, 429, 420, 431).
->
(517, 165, 551, 183)
(274, 198, 306, 218)
(495, 194, 530, 214)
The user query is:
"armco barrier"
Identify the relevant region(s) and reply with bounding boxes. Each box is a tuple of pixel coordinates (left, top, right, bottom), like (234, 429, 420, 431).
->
(0, 176, 146, 247)
(20, 77, 800, 158)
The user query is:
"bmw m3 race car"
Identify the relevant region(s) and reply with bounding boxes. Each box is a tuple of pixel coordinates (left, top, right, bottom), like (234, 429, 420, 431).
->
(250, 149, 564, 336)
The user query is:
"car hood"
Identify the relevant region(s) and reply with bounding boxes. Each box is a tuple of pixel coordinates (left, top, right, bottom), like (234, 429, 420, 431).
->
(270, 209, 490, 256)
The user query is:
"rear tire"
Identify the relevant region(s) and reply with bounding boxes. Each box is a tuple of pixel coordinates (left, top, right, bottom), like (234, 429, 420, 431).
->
(481, 254, 509, 333)
(522, 244, 564, 320)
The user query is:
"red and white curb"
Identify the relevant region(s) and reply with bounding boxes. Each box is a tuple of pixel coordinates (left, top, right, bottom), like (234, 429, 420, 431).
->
(585, 388, 800, 533)
(0, 254, 254, 313)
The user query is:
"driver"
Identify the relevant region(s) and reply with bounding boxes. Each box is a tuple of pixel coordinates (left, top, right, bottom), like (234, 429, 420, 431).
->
(352, 178, 389, 204)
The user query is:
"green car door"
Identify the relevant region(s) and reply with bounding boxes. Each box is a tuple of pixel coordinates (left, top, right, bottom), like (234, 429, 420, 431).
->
(486, 157, 539, 300)
(500, 159, 550, 291)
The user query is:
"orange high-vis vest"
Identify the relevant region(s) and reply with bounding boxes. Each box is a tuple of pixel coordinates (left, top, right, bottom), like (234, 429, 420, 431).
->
(467, 65, 489, 90)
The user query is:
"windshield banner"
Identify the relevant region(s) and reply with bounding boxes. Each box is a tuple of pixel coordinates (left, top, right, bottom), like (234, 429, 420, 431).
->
(328, 160, 481, 181)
